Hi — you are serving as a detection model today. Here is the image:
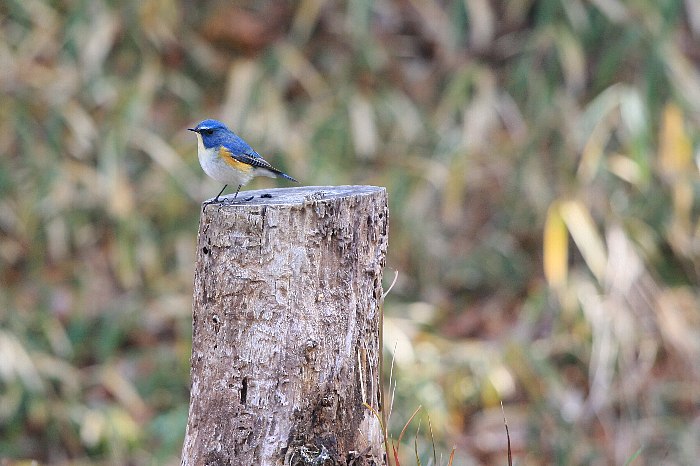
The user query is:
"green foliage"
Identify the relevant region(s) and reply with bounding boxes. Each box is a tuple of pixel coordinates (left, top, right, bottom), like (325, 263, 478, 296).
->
(1, 0, 700, 464)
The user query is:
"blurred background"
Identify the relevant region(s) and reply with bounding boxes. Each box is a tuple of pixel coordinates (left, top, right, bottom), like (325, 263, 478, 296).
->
(2, 0, 700, 464)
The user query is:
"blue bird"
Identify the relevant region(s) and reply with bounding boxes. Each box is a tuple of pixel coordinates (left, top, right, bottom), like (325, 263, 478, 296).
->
(188, 119, 297, 203)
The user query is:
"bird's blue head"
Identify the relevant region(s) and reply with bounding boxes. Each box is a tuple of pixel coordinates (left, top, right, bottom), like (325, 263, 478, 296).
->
(188, 119, 231, 149)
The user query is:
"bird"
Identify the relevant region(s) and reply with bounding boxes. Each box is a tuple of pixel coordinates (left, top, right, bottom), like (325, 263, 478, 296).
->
(188, 119, 297, 204)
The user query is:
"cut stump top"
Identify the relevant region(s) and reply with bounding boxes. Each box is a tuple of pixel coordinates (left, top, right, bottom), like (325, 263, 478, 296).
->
(203, 185, 386, 207)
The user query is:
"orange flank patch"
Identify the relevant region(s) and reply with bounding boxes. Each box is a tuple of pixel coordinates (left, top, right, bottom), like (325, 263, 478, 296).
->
(218, 147, 253, 172)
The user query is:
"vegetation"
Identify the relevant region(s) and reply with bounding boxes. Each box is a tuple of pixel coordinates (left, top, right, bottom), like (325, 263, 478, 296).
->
(1, 0, 699, 464)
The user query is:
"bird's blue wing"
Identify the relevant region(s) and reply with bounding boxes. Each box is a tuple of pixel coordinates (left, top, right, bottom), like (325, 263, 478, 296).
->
(219, 132, 298, 182)
(219, 137, 281, 173)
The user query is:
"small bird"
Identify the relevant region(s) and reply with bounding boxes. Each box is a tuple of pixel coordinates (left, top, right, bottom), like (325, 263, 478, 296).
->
(188, 119, 297, 204)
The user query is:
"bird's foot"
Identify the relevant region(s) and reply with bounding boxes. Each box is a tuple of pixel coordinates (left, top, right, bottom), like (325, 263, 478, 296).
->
(201, 194, 255, 211)
(202, 198, 223, 211)
(218, 195, 254, 204)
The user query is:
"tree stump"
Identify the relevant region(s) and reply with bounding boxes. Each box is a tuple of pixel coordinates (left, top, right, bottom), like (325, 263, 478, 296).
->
(181, 186, 388, 466)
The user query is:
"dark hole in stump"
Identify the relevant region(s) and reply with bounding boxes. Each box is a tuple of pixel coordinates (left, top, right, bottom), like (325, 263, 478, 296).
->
(241, 377, 248, 404)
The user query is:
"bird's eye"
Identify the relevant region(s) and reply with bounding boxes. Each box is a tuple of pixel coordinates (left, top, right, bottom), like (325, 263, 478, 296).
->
(205, 129, 214, 135)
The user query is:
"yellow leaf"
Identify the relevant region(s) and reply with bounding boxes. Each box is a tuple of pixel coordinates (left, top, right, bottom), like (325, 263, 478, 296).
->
(659, 103, 692, 179)
(544, 202, 568, 289)
(659, 104, 694, 237)
(560, 200, 607, 283)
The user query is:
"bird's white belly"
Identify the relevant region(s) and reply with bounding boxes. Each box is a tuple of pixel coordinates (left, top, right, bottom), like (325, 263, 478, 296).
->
(196, 134, 254, 185)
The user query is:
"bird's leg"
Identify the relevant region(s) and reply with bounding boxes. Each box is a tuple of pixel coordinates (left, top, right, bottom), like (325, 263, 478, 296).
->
(203, 185, 228, 210)
(231, 184, 254, 202)
(214, 185, 228, 202)
(217, 185, 253, 205)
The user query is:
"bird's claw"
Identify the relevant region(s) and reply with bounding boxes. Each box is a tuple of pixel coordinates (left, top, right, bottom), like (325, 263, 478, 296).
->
(201, 194, 254, 211)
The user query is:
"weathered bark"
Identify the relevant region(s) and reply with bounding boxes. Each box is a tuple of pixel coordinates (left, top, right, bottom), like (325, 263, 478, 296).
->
(181, 186, 388, 466)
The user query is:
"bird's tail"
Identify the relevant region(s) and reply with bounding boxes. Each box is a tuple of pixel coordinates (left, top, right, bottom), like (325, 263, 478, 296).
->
(279, 172, 299, 183)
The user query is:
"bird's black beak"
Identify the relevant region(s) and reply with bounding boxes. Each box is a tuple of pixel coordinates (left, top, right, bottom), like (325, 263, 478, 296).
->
(188, 128, 198, 133)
